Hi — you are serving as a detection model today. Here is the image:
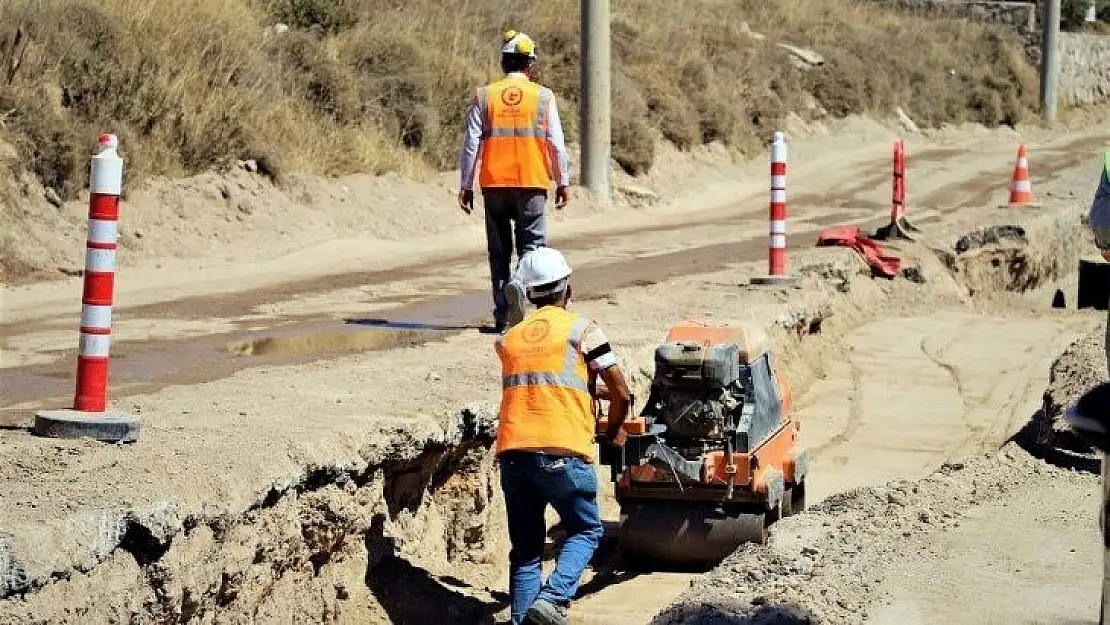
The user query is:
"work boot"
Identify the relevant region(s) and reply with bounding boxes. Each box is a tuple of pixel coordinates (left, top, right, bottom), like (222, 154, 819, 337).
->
(525, 598, 569, 625)
(504, 279, 526, 328)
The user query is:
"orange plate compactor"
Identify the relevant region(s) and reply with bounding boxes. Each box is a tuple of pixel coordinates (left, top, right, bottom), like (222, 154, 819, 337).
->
(596, 321, 811, 569)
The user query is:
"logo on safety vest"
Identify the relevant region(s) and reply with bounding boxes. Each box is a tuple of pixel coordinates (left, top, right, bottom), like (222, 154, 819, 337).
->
(501, 86, 524, 107)
(521, 318, 550, 343)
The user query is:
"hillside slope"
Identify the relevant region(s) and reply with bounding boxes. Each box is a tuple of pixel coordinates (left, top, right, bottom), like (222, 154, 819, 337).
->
(0, 0, 1040, 284)
(0, 0, 1038, 189)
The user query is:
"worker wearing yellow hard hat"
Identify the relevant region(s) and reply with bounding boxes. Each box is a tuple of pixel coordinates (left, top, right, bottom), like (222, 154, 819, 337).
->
(458, 30, 572, 334)
(493, 247, 631, 625)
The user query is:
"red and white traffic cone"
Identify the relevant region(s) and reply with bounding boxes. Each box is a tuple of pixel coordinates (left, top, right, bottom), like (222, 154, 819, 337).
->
(34, 134, 140, 443)
(752, 131, 799, 287)
(1009, 144, 1034, 206)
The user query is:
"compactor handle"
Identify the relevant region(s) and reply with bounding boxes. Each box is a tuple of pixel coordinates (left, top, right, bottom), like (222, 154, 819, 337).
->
(609, 444, 624, 483)
(596, 393, 635, 483)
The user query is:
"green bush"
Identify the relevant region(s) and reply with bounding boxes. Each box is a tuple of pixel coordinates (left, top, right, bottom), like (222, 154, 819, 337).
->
(265, 0, 358, 34)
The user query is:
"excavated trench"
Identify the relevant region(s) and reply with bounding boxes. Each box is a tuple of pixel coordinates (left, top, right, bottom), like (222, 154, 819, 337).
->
(647, 219, 1106, 622)
(0, 202, 1100, 625)
(0, 409, 512, 624)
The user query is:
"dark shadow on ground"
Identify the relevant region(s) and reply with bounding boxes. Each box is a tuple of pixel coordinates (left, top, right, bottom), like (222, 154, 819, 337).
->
(344, 317, 491, 332)
(365, 516, 507, 624)
(1008, 410, 1101, 474)
(366, 555, 504, 624)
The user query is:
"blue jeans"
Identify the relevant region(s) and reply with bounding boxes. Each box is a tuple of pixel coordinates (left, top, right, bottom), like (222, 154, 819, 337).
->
(499, 451, 604, 624)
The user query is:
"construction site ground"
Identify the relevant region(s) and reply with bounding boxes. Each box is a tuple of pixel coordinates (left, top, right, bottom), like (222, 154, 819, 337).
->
(2, 114, 1110, 624)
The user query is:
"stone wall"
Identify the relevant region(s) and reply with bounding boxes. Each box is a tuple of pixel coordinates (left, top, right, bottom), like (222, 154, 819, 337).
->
(873, 1, 1038, 32)
(1059, 32, 1110, 106)
(870, 2, 1110, 107)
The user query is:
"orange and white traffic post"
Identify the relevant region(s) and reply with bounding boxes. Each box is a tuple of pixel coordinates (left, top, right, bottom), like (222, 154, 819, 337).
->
(1009, 144, 1035, 206)
(751, 131, 799, 287)
(34, 134, 140, 443)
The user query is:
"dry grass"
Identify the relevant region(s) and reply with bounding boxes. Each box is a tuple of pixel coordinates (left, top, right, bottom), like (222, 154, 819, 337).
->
(0, 0, 1039, 199)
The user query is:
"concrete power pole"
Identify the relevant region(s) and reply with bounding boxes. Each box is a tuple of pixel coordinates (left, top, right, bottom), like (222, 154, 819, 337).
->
(1041, 0, 1062, 124)
(580, 0, 611, 206)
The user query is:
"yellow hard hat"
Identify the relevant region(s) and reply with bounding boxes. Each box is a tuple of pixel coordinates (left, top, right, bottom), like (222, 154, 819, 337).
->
(501, 30, 537, 59)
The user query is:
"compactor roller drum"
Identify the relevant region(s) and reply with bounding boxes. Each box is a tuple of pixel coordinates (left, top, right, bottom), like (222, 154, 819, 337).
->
(617, 500, 769, 570)
(596, 321, 810, 569)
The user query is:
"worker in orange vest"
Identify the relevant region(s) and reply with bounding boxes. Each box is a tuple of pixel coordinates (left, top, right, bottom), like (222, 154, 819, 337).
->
(494, 247, 631, 625)
(458, 30, 571, 333)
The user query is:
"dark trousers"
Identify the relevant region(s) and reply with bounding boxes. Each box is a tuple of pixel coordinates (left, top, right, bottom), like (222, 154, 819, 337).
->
(483, 188, 548, 324)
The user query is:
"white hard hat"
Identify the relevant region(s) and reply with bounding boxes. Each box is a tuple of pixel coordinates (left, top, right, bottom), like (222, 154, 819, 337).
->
(501, 30, 537, 59)
(517, 247, 571, 296)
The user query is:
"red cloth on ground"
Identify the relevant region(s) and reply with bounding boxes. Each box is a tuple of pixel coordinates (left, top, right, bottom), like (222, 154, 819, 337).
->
(816, 226, 902, 278)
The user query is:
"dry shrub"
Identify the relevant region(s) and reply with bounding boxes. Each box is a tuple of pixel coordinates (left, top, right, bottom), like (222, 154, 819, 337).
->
(0, 0, 1040, 197)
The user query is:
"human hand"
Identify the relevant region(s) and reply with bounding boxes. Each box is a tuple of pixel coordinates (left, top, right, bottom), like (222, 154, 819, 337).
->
(1102, 249, 1110, 262)
(604, 428, 628, 448)
(458, 189, 474, 214)
(555, 186, 569, 211)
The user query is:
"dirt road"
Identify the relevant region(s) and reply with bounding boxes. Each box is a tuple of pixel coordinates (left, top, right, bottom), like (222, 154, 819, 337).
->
(2, 117, 1109, 624)
(3, 121, 1107, 417)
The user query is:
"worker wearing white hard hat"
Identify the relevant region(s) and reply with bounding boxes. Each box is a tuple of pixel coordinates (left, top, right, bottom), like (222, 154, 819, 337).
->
(493, 247, 631, 625)
(458, 30, 572, 333)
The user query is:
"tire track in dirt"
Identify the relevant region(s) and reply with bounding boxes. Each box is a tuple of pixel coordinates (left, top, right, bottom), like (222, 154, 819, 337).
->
(917, 325, 983, 459)
(808, 351, 866, 460)
(915, 134, 1109, 210)
(796, 314, 1089, 502)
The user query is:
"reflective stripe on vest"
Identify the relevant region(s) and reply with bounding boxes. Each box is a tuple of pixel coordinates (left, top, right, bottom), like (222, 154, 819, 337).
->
(495, 307, 594, 459)
(477, 77, 553, 189)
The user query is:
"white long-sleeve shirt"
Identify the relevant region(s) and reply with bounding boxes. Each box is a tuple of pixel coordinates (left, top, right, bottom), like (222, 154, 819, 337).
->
(459, 72, 572, 191)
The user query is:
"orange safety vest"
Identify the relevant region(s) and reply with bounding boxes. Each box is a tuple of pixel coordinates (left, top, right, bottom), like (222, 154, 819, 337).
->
(494, 306, 595, 460)
(477, 76, 554, 190)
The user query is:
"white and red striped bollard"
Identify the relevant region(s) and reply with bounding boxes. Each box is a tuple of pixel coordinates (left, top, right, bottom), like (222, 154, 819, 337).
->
(770, 131, 788, 275)
(752, 131, 799, 286)
(34, 133, 139, 443)
(75, 134, 123, 412)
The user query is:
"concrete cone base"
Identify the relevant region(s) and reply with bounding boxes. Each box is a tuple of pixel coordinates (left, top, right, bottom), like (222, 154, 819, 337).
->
(33, 409, 140, 443)
(749, 275, 801, 288)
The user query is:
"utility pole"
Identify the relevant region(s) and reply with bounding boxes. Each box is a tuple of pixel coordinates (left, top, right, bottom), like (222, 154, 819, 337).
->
(580, 0, 611, 206)
(1041, 0, 1061, 124)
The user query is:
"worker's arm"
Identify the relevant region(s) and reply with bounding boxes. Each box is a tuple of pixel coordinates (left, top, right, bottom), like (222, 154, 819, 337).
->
(580, 321, 631, 445)
(599, 365, 631, 445)
(457, 94, 483, 212)
(544, 92, 571, 210)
